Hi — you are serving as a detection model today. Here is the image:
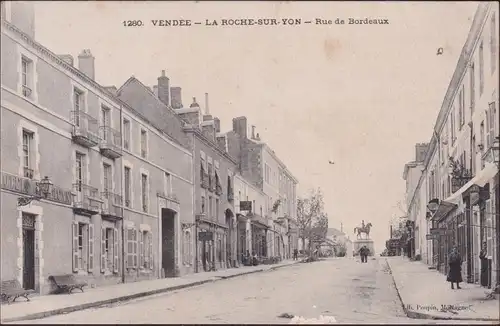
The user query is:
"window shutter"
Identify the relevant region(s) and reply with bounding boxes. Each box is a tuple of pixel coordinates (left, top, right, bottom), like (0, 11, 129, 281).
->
(149, 232, 153, 270)
(101, 228, 106, 273)
(133, 229, 138, 268)
(126, 228, 133, 269)
(72, 222, 79, 272)
(88, 223, 94, 272)
(139, 230, 144, 268)
(113, 227, 119, 274)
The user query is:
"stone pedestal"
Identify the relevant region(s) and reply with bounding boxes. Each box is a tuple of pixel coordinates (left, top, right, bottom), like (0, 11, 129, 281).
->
(353, 239, 375, 256)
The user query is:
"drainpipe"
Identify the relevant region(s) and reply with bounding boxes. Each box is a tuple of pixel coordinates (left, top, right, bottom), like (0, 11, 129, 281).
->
(193, 133, 199, 273)
(119, 104, 125, 284)
(466, 122, 473, 283)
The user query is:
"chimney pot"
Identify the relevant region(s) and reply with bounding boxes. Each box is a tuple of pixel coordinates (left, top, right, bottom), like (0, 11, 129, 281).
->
(170, 87, 183, 109)
(251, 125, 256, 139)
(205, 93, 210, 115)
(161, 70, 166, 77)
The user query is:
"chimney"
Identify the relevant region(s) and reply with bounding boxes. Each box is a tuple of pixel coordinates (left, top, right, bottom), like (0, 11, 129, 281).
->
(9, 1, 36, 39)
(171, 87, 182, 109)
(57, 54, 74, 66)
(78, 49, 95, 79)
(214, 118, 221, 133)
(232, 117, 248, 139)
(157, 70, 170, 107)
(251, 125, 256, 139)
(256, 133, 261, 141)
(205, 93, 210, 115)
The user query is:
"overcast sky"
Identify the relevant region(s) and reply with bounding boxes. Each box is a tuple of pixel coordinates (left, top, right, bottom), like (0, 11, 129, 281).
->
(33, 1, 478, 250)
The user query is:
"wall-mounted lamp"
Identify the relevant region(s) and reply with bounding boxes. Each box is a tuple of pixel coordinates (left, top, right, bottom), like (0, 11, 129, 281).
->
(426, 199, 440, 215)
(18, 176, 53, 207)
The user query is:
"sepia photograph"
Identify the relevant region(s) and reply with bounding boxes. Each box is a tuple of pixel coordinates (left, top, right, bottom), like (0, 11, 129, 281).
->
(0, 1, 499, 324)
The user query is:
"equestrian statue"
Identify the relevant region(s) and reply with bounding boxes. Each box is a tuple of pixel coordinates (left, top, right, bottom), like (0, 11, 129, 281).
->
(354, 220, 372, 240)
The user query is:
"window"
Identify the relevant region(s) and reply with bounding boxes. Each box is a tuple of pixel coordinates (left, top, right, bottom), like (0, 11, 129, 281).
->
(140, 129, 147, 158)
(101, 227, 116, 272)
(141, 231, 152, 269)
(209, 196, 213, 218)
(126, 228, 138, 269)
(103, 163, 112, 193)
(470, 62, 475, 113)
(479, 41, 484, 95)
(141, 173, 148, 213)
(252, 200, 256, 213)
(124, 167, 131, 207)
(491, 14, 497, 74)
(101, 106, 110, 141)
(73, 89, 84, 126)
(75, 153, 85, 191)
(216, 198, 219, 219)
(201, 195, 205, 213)
(21, 57, 32, 98)
(164, 172, 172, 196)
(459, 87, 465, 127)
(123, 119, 130, 150)
(73, 222, 91, 271)
(486, 102, 496, 148)
(22, 130, 34, 178)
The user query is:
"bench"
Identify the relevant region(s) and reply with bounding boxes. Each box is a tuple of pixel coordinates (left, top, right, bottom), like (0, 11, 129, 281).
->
(1, 280, 35, 303)
(49, 274, 88, 294)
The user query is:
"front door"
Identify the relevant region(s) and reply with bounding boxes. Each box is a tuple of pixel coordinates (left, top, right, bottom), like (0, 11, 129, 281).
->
(161, 209, 176, 277)
(22, 217, 35, 290)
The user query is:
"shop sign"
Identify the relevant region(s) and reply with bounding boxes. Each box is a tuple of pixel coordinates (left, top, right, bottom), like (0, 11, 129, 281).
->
(240, 201, 252, 211)
(430, 228, 447, 235)
(1, 172, 73, 205)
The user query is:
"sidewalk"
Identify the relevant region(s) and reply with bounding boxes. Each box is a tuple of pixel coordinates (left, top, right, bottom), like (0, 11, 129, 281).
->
(386, 257, 499, 321)
(1, 259, 300, 323)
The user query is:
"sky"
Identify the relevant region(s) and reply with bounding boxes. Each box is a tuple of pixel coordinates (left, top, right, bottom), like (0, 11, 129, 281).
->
(33, 1, 479, 251)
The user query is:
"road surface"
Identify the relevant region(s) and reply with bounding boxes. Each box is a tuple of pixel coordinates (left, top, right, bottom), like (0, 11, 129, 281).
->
(9, 257, 493, 324)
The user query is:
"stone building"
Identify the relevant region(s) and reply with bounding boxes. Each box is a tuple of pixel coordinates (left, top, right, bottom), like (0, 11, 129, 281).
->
(117, 75, 238, 273)
(0, 4, 194, 295)
(408, 2, 499, 288)
(226, 117, 299, 260)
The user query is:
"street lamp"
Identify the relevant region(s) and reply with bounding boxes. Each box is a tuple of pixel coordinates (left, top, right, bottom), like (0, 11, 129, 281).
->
(427, 199, 440, 215)
(17, 176, 53, 207)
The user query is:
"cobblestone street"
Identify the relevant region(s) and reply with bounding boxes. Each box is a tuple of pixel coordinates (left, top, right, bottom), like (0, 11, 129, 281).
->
(7, 258, 492, 324)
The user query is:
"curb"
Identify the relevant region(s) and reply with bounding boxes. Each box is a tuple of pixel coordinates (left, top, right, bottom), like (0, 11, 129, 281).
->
(1, 262, 299, 323)
(385, 259, 498, 322)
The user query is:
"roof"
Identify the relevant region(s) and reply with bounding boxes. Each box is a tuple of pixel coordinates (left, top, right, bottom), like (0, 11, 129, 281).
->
(116, 77, 192, 149)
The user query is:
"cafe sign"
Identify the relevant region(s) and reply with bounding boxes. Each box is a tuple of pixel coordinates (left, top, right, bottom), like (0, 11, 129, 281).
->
(1, 172, 73, 205)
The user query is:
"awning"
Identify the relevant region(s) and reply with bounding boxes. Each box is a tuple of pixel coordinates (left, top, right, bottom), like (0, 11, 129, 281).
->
(432, 200, 458, 221)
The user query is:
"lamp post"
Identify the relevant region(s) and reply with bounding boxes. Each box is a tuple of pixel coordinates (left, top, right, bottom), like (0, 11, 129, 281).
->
(17, 176, 53, 207)
(491, 137, 499, 292)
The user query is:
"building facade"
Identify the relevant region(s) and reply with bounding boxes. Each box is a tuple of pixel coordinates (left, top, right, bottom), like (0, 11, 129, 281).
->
(227, 117, 299, 261)
(410, 2, 499, 288)
(1, 5, 195, 295)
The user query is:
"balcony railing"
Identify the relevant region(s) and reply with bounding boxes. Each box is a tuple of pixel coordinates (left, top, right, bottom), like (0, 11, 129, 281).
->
(22, 85, 32, 97)
(99, 126, 123, 159)
(73, 183, 102, 215)
(101, 191, 123, 219)
(23, 167, 34, 179)
(70, 110, 100, 148)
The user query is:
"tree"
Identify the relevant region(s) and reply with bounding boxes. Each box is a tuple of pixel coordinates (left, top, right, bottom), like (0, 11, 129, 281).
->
(296, 188, 329, 256)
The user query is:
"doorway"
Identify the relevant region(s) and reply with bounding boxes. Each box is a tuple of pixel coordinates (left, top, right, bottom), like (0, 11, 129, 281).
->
(22, 213, 36, 290)
(161, 208, 176, 277)
(225, 209, 233, 267)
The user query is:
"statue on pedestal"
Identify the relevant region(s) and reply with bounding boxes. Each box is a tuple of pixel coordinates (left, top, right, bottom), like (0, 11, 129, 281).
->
(354, 220, 373, 240)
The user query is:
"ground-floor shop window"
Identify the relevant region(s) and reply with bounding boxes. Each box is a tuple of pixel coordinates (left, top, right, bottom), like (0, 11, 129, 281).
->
(126, 228, 138, 269)
(183, 230, 192, 265)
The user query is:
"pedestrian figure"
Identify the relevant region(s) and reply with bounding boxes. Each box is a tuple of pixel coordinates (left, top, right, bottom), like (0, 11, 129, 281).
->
(359, 246, 368, 263)
(293, 249, 298, 260)
(479, 242, 489, 287)
(447, 246, 463, 289)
